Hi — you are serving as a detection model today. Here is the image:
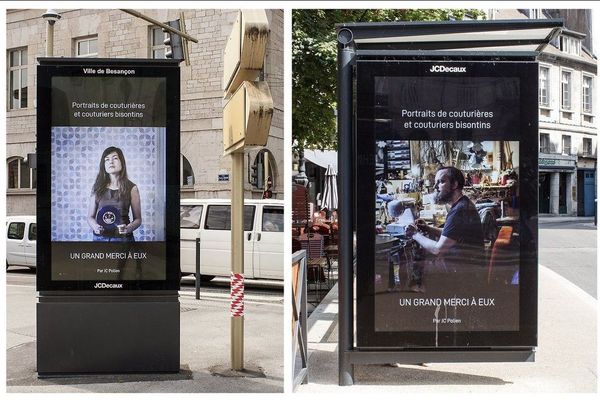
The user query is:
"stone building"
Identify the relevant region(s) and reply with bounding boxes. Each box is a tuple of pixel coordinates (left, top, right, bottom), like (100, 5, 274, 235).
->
(488, 8, 597, 216)
(6, 8, 284, 216)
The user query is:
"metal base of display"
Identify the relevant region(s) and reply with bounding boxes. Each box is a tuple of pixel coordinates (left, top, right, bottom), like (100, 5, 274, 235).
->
(340, 348, 534, 385)
(37, 292, 180, 375)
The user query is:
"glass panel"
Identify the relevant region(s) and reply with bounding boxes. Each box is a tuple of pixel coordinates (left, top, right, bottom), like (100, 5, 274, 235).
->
(20, 49, 27, 65)
(10, 70, 19, 109)
(10, 50, 19, 67)
(153, 48, 165, 59)
(262, 207, 283, 232)
(20, 68, 27, 108)
(77, 40, 87, 56)
(8, 223, 25, 240)
(32, 167, 37, 189)
(88, 39, 97, 54)
(29, 223, 37, 241)
(19, 159, 30, 188)
(8, 159, 19, 188)
(152, 28, 163, 46)
(180, 205, 203, 229)
(205, 205, 255, 230)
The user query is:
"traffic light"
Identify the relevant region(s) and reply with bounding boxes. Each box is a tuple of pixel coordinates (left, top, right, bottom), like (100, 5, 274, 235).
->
(262, 176, 273, 199)
(222, 10, 272, 155)
(163, 20, 184, 60)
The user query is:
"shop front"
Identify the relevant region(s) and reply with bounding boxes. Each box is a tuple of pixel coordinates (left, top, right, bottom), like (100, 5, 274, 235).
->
(539, 155, 577, 215)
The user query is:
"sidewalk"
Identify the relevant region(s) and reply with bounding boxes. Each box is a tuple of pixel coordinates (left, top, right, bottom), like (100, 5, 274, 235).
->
(298, 265, 597, 392)
(6, 283, 283, 393)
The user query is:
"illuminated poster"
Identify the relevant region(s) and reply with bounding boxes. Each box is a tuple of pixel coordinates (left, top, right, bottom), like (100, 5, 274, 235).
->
(37, 60, 180, 290)
(356, 61, 538, 348)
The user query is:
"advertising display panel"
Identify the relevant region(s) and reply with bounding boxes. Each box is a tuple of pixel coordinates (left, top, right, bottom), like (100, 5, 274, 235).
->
(37, 59, 180, 291)
(355, 60, 538, 348)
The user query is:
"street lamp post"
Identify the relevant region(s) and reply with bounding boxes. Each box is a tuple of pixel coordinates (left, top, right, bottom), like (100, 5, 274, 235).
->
(42, 9, 61, 57)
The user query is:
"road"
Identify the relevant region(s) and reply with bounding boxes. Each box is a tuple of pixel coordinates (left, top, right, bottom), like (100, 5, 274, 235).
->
(539, 220, 597, 298)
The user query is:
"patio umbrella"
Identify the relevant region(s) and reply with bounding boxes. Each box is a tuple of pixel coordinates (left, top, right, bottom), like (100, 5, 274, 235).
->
(321, 164, 338, 215)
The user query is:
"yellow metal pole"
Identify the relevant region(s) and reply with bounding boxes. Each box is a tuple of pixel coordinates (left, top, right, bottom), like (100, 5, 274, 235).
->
(231, 151, 244, 370)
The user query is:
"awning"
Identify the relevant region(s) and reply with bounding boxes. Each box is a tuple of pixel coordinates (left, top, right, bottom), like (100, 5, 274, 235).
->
(304, 149, 338, 170)
(337, 19, 564, 55)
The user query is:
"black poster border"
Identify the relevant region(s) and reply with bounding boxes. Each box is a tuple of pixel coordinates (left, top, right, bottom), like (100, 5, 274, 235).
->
(36, 58, 180, 292)
(355, 59, 538, 349)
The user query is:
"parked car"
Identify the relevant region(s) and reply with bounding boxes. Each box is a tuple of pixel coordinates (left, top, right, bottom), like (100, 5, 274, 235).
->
(180, 199, 284, 280)
(6, 215, 36, 270)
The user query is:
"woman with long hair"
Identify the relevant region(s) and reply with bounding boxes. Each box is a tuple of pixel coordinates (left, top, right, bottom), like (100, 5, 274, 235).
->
(87, 146, 142, 241)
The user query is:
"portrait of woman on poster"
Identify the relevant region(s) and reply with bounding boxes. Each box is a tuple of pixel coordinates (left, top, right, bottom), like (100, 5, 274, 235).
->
(87, 146, 142, 242)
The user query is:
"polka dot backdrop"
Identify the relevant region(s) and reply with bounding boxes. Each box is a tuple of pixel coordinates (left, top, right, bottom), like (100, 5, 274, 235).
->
(51, 127, 166, 241)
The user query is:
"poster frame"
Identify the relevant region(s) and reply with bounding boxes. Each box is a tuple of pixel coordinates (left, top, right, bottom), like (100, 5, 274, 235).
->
(36, 58, 181, 292)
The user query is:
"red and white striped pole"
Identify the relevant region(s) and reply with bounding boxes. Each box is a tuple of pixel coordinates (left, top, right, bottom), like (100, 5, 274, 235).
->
(230, 272, 245, 317)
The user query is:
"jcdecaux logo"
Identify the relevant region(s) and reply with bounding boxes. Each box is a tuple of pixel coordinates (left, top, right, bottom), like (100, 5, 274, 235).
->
(429, 65, 467, 73)
(94, 282, 124, 289)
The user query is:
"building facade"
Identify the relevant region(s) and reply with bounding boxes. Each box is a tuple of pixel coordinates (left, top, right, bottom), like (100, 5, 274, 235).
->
(6, 8, 284, 216)
(488, 8, 597, 216)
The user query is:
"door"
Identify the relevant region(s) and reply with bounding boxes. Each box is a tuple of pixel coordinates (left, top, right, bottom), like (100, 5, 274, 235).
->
(539, 173, 550, 214)
(200, 205, 255, 278)
(254, 205, 284, 279)
(180, 205, 203, 274)
(24, 222, 36, 267)
(584, 170, 596, 217)
(559, 173, 567, 214)
(6, 222, 26, 266)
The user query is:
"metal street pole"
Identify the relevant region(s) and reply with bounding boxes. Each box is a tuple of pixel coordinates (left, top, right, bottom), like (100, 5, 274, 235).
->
(230, 151, 245, 370)
(42, 9, 61, 57)
(46, 22, 53, 57)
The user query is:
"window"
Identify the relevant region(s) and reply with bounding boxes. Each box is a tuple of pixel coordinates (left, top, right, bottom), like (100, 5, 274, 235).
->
(562, 135, 571, 155)
(181, 154, 194, 186)
(539, 66, 549, 107)
(7, 222, 25, 240)
(180, 205, 203, 229)
(7, 157, 36, 189)
(29, 223, 37, 241)
(204, 205, 255, 231)
(150, 27, 166, 59)
(583, 75, 593, 113)
(583, 138, 593, 156)
(560, 35, 581, 56)
(8, 48, 27, 109)
(262, 206, 283, 232)
(561, 70, 572, 110)
(540, 133, 551, 153)
(75, 36, 98, 57)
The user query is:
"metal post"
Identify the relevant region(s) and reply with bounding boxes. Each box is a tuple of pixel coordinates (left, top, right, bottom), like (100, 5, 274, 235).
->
(263, 151, 269, 190)
(231, 151, 244, 370)
(195, 237, 201, 300)
(46, 21, 54, 57)
(337, 28, 355, 386)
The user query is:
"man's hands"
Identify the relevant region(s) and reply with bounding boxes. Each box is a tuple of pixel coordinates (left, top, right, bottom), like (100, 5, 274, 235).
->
(406, 218, 429, 238)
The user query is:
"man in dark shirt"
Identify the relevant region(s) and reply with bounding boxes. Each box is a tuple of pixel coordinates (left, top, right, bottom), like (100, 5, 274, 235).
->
(406, 166, 485, 280)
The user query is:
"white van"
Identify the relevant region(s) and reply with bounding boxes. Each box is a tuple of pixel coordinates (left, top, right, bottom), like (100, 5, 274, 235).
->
(180, 199, 284, 280)
(6, 215, 36, 270)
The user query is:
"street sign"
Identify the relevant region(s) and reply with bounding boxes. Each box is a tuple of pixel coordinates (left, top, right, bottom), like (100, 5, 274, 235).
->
(223, 81, 273, 155)
(223, 10, 270, 98)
